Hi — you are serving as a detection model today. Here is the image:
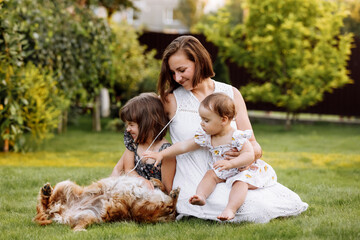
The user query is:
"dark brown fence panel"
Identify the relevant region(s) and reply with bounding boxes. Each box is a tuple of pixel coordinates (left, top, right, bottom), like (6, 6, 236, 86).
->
(139, 32, 360, 117)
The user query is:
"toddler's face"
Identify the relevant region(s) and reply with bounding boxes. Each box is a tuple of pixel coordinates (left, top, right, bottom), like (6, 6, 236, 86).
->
(126, 121, 139, 142)
(199, 106, 223, 136)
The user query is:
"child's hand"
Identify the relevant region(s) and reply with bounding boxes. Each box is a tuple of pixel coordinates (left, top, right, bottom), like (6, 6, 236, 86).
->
(142, 151, 163, 167)
(213, 160, 233, 171)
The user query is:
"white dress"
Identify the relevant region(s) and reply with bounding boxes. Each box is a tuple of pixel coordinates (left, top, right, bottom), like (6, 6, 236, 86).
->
(194, 128, 277, 189)
(170, 80, 308, 223)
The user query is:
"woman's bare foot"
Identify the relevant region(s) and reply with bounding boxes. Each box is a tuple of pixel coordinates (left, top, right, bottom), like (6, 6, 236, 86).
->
(189, 195, 206, 206)
(217, 208, 235, 221)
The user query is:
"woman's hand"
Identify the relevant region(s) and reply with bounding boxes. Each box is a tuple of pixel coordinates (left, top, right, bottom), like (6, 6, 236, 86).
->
(142, 151, 163, 167)
(213, 160, 233, 172)
(223, 147, 241, 160)
(142, 178, 155, 191)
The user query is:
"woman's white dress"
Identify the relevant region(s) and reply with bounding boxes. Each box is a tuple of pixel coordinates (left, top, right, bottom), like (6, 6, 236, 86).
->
(170, 80, 308, 223)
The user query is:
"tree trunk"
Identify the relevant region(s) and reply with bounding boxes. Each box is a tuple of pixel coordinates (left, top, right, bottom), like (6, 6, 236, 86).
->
(92, 95, 101, 132)
(62, 110, 68, 133)
(285, 112, 292, 130)
(57, 110, 68, 134)
(3, 129, 9, 152)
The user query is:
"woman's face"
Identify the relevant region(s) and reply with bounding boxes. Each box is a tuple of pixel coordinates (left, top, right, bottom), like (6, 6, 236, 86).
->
(168, 51, 195, 90)
(126, 121, 139, 141)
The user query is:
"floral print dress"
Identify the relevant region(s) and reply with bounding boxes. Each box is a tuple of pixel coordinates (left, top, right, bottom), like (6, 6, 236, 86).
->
(124, 130, 171, 181)
(194, 128, 277, 188)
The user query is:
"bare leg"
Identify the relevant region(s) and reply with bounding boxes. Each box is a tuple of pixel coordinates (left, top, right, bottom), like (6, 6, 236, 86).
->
(217, 181, 248, 221)
(189, 170, 224, 206)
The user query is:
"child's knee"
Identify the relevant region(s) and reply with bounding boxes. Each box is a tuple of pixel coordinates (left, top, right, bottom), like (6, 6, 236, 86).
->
(205, 170, 224, 183)
(232, 181, 249, 189)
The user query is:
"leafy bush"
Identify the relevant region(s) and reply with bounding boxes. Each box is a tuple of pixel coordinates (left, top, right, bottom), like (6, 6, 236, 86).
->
(0, 62, 67, 152)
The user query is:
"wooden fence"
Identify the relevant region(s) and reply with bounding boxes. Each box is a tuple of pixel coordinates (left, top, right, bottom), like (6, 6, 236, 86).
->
(139, 32, 360, 117)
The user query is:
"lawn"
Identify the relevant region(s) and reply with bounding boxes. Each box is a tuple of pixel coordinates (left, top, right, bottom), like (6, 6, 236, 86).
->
(0, 116, 359, 240)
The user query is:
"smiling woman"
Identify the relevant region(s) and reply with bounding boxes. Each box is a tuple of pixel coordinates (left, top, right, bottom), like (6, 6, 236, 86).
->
(156, 35, 308, 223)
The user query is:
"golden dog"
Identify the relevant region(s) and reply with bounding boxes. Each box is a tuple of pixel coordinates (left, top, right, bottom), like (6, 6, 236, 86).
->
(34, 176, 180, 231)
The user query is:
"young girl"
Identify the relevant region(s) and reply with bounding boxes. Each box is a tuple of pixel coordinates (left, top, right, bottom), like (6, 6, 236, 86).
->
(110, 92, 176, 194)
(144, 93, 277, 221)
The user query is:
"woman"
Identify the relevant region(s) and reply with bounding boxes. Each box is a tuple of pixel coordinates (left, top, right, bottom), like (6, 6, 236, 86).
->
(157, 35, 308, 222)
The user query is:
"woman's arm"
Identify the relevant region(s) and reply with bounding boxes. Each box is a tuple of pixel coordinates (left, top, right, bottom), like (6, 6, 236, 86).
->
(232, 87, 263, 159)
(213, 141, 255, 171)
(162, 93, 177, 119)
(161, 155, 176, 194)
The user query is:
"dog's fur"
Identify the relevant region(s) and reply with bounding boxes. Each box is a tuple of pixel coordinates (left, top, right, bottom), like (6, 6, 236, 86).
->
(33, 176, 180, 231)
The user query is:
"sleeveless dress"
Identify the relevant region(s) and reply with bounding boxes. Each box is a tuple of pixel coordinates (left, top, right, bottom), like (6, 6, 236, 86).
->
(124, 130, 171, 181)
(170, 80, 308, 223)
(194, 128, 277, 188)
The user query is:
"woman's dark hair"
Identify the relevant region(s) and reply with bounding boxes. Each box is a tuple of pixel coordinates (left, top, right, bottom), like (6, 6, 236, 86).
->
(201, 93, 236, 120)
(158, 35, 215, 102)
(120, 92, 169, 144)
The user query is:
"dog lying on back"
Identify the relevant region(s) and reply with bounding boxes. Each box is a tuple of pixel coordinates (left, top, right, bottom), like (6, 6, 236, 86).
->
(34, 176, 180, 231)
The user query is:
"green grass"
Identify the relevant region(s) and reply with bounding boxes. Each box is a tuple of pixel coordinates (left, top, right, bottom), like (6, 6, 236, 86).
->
(0, 116, 359, 239)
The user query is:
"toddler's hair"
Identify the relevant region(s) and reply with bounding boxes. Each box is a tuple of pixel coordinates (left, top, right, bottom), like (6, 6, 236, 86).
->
(200, 93, 236, 120)
(120, 92, 169, 144)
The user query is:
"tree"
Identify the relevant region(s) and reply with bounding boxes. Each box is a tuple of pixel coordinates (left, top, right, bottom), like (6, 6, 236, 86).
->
(176, 0, 207, 32)
(198, 0, 354, 129)
(15, 0, 114, 132)
(109, 22, 160, 103)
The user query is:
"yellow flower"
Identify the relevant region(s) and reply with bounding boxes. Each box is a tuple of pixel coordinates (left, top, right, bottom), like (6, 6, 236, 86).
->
(214, 150, 219, 155)
(0, 104, 3, 110)
(245, 174, 252, 178)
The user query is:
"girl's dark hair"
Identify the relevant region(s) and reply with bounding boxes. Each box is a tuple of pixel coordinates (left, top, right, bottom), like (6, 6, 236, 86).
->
(120, 92, 169, 144)
(158, 35, 215, 102)
(200, 93, 236, 120)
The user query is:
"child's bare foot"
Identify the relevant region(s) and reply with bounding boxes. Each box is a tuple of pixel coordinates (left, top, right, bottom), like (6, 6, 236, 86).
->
(189, 195, 206, 206)
(217, 208, 235, 221)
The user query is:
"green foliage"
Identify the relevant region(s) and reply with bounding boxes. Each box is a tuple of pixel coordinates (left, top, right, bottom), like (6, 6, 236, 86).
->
(0, 0, 114, 149)
(2, 0, 114, 101)
(0, 62, 67, 152)
(109, 21, 160, 102)
(343, 0, 360, 36)
(213, 56, 231, 85)
(22, 0, 113, 101)
(198, 0, 354, 116)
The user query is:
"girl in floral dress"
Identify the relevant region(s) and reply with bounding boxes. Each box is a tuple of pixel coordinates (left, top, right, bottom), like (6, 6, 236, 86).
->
(111, 92, 176, 194)
(144, 93, 277, 221)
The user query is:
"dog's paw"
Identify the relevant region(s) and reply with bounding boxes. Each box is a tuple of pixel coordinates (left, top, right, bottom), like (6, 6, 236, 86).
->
(169, 187, 180, 199)
(73, 227, 87, 232)
(150, 178, 166, 192)
(41, 183, 52, 198)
